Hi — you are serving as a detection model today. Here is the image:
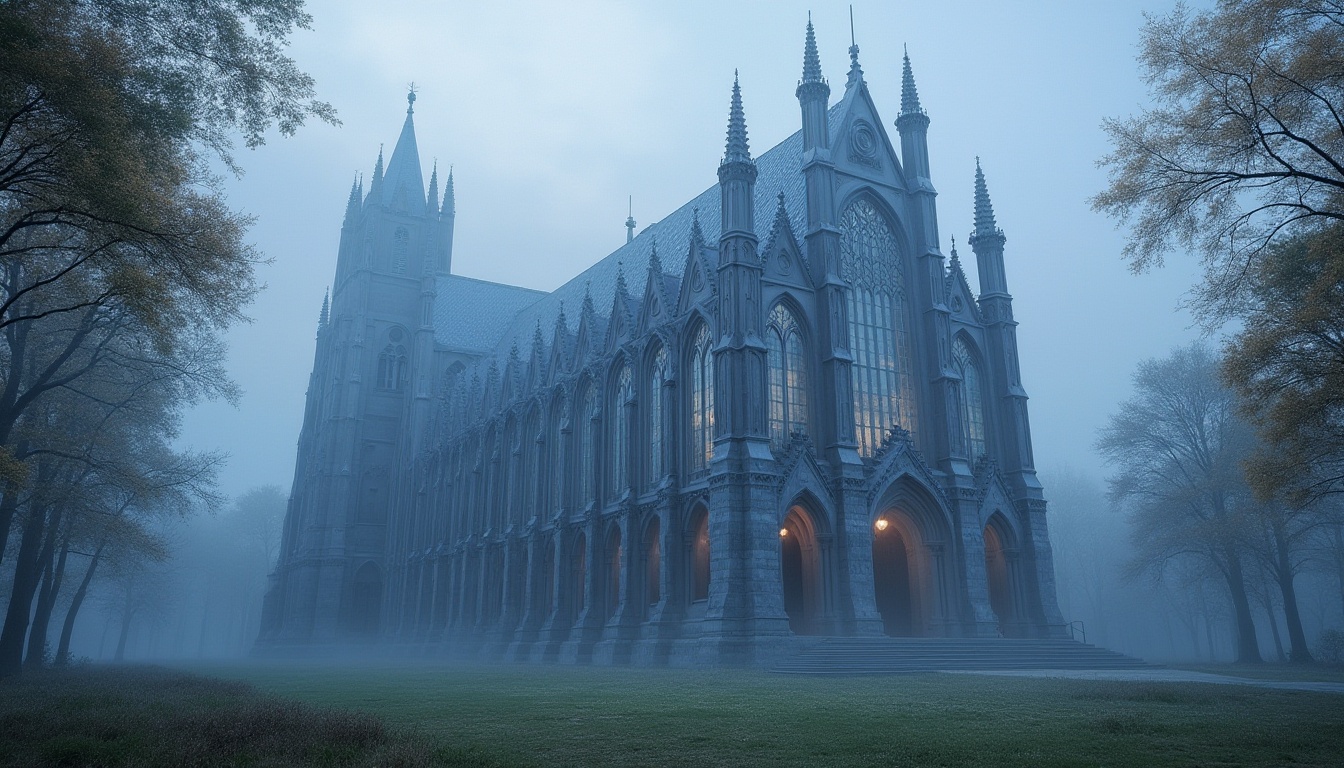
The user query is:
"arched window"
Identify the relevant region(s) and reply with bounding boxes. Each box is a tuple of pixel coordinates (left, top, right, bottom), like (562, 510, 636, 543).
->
(648, 346, 668, 485)
(578, 385, 597, 506)
(522, 408, 539, 522)
(953, 338, 988, 461)
(840, 198, 918, 456)
(689, 324, 714, 472)
(611, 364, 633, 494)
(766, 304, 809, 450)
(378, 344, 408, 391)
(547, 395, 563, 512)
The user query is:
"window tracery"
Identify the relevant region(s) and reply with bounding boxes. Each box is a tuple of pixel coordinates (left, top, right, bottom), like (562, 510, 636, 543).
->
(766, 304, 808, 449)
(689, 324, 714, 472)
(611, 364, 632, 493)
(953, 338, 988, 461)
(649, 346, 668, 484)
(840, 198, 918, 455)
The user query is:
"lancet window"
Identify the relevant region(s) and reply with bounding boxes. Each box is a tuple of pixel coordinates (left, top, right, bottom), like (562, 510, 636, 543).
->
(377, 344, 408, 391)
(610, 364, 633, 494)
(689, 324, 714, 472)
(648, 346, 668, 485)
(953, 337, 988, 462)
(766, 304, 808, 450)
(840, 198, 918, 456)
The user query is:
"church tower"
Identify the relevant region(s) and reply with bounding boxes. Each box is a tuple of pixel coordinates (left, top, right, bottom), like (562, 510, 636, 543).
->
(261, 91, 454, 645)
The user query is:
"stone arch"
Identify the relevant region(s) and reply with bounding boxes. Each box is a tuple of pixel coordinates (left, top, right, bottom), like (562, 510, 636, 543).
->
(535, 531, 556, 622)
(604, 523, 623, 621)
(641, 514, 662, 616)
(780, 495, 830, 636)
(870, 475, 952, 637)
(348, 561, 382, 638)
(983, 510, 1019, 636)
(687, 501, 710, 604)
(568, 529, 587, 620)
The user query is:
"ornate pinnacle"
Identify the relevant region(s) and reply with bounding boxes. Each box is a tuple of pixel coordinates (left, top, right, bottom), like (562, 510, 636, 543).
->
(802, 17, 823, 84)
(689, 207, 705, 248)
(901, 46, 924, 116)
(722, 72, 752, 165)
(426, 161, 439, 216)
(972, 158, 1000, 240)
(846, 7, 864, 87)
(615, 260, 628, 300)
(648, 235, 663, 277)
(444, 166, 455, 216)
(318, 288, 329, 329)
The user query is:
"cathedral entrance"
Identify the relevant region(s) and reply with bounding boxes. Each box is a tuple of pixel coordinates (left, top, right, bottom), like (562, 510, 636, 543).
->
(983, 518, 1015, 635)
(871, 511, 933, 637)
(780, 506, 822, 635)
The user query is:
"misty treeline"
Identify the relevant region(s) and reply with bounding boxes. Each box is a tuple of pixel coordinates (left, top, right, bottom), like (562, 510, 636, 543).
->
(0, 0, 331, 677)
(1085, 0, 1344, 664)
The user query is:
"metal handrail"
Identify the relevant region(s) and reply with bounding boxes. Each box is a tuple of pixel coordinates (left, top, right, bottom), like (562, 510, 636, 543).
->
(1066, 620, 1086, 645)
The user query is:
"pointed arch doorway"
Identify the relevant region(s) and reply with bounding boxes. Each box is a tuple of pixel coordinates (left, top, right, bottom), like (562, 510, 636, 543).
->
(871, 509, 939, 637)
(780, 505, 823, 635)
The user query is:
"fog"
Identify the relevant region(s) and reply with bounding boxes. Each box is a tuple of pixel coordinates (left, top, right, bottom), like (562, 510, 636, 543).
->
(13, 0, 1343, 666)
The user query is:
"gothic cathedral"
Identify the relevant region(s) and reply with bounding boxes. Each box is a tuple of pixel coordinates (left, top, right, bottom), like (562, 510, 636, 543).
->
(258, 23, 1068, 665)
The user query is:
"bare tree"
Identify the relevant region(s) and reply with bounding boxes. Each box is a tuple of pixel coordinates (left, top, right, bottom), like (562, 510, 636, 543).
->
(1092, 0, 1344, 321)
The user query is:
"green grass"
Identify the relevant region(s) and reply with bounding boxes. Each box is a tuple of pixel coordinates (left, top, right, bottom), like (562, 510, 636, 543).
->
(0, 665, 451, 767)
(183, 660, 1344, 768)
(1171, 662, 1344, 683)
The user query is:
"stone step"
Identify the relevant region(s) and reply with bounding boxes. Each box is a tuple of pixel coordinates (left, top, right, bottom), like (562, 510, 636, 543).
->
(770, 637, 1153, 676)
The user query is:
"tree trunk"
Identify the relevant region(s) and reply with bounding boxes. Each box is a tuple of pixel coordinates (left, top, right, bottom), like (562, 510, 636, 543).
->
(1222, 550, 1263, 663)
(1261, 597, 1286, 662)
(0, 502, 49, 677)
(55, 540, 105, 667)
(0, 479, 21, 570)
(114, 586, 135, 663)
(1333, 524, 1344, 621)
(24, 507, 68, 668)
(1271, 520, 1313, 663)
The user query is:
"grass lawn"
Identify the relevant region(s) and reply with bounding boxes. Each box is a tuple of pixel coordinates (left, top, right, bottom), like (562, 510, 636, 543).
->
(180, 660, 1344, 768)
(1171, 663, 1344, 684)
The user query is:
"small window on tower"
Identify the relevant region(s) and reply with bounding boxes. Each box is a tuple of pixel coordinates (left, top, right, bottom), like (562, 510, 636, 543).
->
(378, 344, 408, 391)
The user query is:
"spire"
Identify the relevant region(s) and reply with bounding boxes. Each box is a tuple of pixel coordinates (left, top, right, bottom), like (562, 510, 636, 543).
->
(722, 71, 752, 165)
(625, 196, 636, 244)
(443, 166, 455, 216)
(426, 161, 440, 217)
(582, 280, 595, 320)
(689, 207, 705, 248)
(382, 88, 427, 216)
(344, 174, 361, 222)
(365, 145, 384, 207)
(648, 235, 663, 277)
(972, 158, 1000, 239)
(615, 260, 629, 301)
(318, 288, 329, 330)
(901, 45, 923, 116)
(846, 6, 864, 87)
(532, 319, 545, 356)
(801, 14, 824, 85)
(949, 234, 961, 270)
(555, 300, 568, 337)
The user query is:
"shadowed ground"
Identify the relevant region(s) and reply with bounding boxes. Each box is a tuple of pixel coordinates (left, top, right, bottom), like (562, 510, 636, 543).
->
(182, 660, 1344, 768)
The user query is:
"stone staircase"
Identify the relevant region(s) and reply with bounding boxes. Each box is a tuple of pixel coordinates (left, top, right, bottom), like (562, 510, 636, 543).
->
(770, 637, 1153, 676)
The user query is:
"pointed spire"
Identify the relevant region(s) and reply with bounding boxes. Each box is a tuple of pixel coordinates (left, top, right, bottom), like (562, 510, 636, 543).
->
(318, 288, 329, 329)
(554, 300, 568, 337)
(426, 161, 440, 217)
(722, 71, 752, 165)
(443, 166, 455, 216)
(625, 196, 636, 244)
(949, 234, 961, 269)
(365, 145, 384, 207)
(615, 260, 629, 301)
(689, 207, 705, 248)
(972, 158, 999, 238)
(648, 235, 663, 277)
(847, 6, 864, 87)
(763, 190, 794, 256)
(344, 174, 361, 221)
(901, 45, 923, 116)
(532, 319, 545, 356)
(383, 88, 426, 216)
(801, 14, 824, 85)
(582, 280, 595, 320)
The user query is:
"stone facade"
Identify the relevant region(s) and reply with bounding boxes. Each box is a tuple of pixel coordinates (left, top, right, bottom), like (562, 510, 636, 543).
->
(257, 25, 1068, 665)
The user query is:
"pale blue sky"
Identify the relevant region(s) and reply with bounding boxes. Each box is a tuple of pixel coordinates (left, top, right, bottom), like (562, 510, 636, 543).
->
(182, 0, 1208, 500)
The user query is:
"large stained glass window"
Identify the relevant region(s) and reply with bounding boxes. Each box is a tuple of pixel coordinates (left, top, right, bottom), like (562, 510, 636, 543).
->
(611, 364, 632, 493)
(649, 346, 668, 484)
(690, 324, 714, 472)
(840, 198, 918, 456)
(766, 304, 808, 450)
(953, 338, 987, 461)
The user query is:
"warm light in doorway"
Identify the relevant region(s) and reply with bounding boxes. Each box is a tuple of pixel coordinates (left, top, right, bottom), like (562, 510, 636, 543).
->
(779, 528, 789, 538)
(874, 518, 890, 532)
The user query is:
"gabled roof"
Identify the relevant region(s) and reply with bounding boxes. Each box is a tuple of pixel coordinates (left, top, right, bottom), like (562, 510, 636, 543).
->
(433, 275, 548, 352)
(432, 102, 847, 359)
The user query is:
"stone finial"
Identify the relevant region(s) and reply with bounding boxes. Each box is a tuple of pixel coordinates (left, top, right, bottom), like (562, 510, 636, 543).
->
(648, 235, 663, 277)
(801, 16, 824, 85)
(846, 7, 864, 87)
(901, 46, 924, 116)
(426, 161, 440, 217)
(366, 145, 384, 205)
(689, 207, 705, 248)
(722, 72, 752, 165)
(444, 166, 455, 216)
(972, 158, 999, 238)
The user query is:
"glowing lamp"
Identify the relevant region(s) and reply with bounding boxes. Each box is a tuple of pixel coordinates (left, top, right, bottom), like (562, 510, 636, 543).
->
(779, 528, 789, 538)
(875, 518, 890, 532)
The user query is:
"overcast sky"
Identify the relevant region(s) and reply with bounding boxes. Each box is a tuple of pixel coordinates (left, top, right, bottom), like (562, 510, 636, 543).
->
(180, 0, 1209, 502)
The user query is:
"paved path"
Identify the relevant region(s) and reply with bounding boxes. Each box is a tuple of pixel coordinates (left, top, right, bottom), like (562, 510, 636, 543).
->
(945, 668, 1344, 695)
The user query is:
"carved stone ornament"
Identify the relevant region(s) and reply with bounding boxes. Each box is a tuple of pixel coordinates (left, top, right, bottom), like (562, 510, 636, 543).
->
(848, 120, 882, 169)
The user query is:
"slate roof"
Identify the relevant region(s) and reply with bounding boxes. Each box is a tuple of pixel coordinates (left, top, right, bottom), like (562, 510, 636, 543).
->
(432, 101, 846, 360)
